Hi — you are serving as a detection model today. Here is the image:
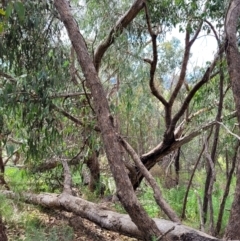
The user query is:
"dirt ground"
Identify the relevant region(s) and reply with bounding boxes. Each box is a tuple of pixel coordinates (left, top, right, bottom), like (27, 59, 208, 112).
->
(6, 205, 139, 241)
(69, 215, 138, 241)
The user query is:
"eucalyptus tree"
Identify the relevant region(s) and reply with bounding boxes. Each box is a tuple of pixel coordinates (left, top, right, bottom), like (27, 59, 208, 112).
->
(1, 0, 240, 240)
(0, 0, 101, 191)
(52, 0, 236, 239)
(224, 0, 240, 239)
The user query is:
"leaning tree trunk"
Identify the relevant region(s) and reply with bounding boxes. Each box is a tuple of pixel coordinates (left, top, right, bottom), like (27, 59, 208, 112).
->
(224, 0, 240, 239)
(53, 1, 164, 240)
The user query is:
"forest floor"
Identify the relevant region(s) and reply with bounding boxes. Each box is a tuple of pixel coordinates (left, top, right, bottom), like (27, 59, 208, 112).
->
(69, 214, 138, 241)
(6, 200, 138, 241)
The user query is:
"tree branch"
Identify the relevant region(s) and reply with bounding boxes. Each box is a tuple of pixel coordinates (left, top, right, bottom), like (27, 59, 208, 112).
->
(119, 135, 180, 223)
(51, 104, 100, 132)
(144, 2, 168, 110)
(93, 0, 145, 72)
(170, 49, 223, 133)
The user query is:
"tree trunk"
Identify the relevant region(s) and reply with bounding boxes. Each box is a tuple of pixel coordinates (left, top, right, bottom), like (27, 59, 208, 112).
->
(202, 55, 224, 228)
(224, 153, 240, 239)
(54, 1, 163, 240)
(225, 0, 240, 239)
(1, 190, 222, 241)
(181, 140, 205, 220)
(0, 145, 9, 190)
(215, 141, 239, 236)
(85, 151, 101, 193)
(174, 148, 180, 185)
(0, 215, 7, 241)
(225, 0, 240, 124)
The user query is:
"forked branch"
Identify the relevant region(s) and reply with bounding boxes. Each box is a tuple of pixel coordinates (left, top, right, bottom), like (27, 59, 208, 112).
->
(94, 0, 145, 72)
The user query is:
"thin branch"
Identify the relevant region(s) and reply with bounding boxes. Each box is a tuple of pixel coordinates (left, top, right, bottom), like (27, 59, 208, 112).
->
(170, 48, 223, 133)
(80, 78, 95, 114)
(143, 2, 168, 108)
(49, 92, 90, 99)
(189, 21, 203, 46)
(217, 121, 240, 140)
(204, 138, 216, 235)
(167, 11, 206, 131)
(188, 0, 209, 46)
(215, 140, 240, 235)
(195, 190, 205, 232)
(8, 137, 24, 145)
(181, 142, 205, 219)
(168, 29, 190, 109)
(51, 104, 100, 132)
(0, 71, 17, 84)
(156, 226, 175, 241)
(3, 149, 20, 166)
(204, 20, 220, 46)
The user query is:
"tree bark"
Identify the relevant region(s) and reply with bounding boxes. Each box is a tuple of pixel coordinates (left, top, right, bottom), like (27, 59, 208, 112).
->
(202, 55, 224, 227)
(1, 190, 223, 241)
(215, 141, 239, 236)
(85, 151, 101, 193)
(0, 145, 9, 190)
(224, 0, 240, 239)
(54, 1, 163, 240)
(225, 0, 240, 124)
(224, 153, 240, 240)
(181, 139, 205, 220)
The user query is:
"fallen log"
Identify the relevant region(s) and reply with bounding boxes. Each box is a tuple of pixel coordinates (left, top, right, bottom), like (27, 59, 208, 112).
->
(0, 190, 232, 241)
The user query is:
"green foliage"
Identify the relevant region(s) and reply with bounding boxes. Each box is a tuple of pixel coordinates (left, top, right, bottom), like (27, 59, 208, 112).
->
(5, 167, 30, 191)
(0, 194, 14, 220)
(0, 0, 238, 238)
(5, 166, 58, 193)
(23, 222, 74, 241)
(139, 184, 161, 218)
(134, 168, 234, 234)
(0, 197, 74, 241)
